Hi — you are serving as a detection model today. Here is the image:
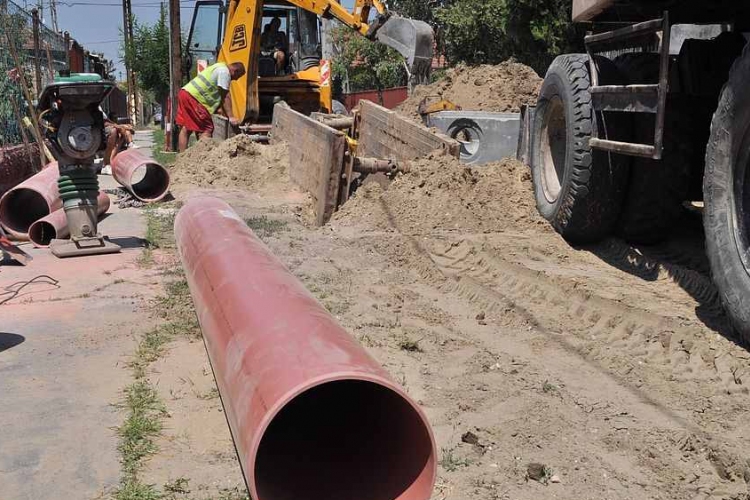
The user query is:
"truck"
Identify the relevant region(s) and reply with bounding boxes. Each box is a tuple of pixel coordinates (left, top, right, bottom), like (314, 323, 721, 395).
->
(529, 1, 750, 340)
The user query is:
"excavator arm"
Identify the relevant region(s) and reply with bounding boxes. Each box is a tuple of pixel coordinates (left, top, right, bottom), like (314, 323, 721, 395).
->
(297, 0, 434, 84)
(213, 0, 433, 122)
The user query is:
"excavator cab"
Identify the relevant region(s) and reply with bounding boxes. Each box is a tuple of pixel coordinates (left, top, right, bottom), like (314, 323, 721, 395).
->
(185, 0, 434, 124)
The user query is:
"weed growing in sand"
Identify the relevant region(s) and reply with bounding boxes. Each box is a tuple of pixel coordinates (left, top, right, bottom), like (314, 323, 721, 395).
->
(440, 447, 471, 472)
(397, 336, 424, 353)
(114, 381, 166, 500)
(137, 207, 179, 268)
(196, 387, 220, 400)
(114, 479, 162, 500)
(542, 381, 558, 394)
(163, 477, 190, 495)
(115, 209, 208, 499)
(244, 216, 288, 240)
(214, 487, 248, 500)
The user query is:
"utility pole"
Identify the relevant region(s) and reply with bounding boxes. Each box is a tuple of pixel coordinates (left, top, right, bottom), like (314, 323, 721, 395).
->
(50, 0, 58, 33)
(167, 0, 181, 151)
(121, 0, 138, 124)
(63, 31, 70, 69)
(31, 8, 42, 94)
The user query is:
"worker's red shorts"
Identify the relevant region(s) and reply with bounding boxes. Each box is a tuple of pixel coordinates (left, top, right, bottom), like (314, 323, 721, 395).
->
(176, 89, 214, 135)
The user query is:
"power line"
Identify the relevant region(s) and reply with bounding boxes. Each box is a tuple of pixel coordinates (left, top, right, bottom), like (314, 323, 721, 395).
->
(60, 0, 192, 5)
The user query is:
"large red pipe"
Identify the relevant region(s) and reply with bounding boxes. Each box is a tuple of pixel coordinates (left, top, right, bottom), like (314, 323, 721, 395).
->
(28, 190, 111, 247)
(0, 162, 60, 239)
(111, 149, 170, 203)
(175, 197, 436, 500)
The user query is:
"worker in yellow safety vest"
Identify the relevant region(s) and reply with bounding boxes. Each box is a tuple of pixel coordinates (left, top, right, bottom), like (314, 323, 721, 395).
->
(176, 61, 246, 152)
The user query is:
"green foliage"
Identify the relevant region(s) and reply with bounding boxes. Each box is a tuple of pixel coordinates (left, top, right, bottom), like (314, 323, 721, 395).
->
(123, 6, 170, 99)
(331, 26, 407, 92)
(435, 0, 583, 74)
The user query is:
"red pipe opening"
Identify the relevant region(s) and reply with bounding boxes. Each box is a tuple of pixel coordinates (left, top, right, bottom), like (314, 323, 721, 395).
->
(255, 380, 435, 500)
(130, 162, 170, 201)
(28, 219, 57, 246)
(0, 188, 49, 234)
(112, 149, 170, 202)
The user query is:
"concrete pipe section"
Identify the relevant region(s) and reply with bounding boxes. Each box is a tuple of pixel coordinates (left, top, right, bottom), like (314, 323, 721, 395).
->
(0, 162, 61, 238)
(175, 197, 436, 500)
(28, 190, 110, 247)
(425, 111, 522, 165)
(111, 149, 170, 203)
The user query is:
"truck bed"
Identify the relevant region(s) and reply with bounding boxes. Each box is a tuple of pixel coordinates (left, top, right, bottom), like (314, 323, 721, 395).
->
(573, 0, 750, 28)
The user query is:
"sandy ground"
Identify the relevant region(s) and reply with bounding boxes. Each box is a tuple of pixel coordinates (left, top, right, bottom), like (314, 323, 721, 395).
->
(4, 96, 749, 500)
(148, 130, 750, 500)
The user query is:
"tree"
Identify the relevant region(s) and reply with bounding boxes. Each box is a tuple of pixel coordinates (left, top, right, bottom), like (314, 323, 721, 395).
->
(330, 25, 407, 93)
(435, 0, 583, 74)
(122, 5, 170, 100)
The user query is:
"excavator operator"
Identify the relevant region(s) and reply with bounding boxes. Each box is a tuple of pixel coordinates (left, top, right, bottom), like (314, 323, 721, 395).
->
(260, 17, 287, 74)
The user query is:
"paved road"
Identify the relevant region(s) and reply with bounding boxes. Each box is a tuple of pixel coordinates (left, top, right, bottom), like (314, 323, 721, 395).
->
(0, 130, 162, 500)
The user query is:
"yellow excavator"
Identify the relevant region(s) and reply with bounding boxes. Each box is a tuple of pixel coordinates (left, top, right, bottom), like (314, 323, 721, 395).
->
(185, 0, 434, 124)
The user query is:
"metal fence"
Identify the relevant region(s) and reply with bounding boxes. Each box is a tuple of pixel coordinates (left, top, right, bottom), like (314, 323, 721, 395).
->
(0, 0, 67, 147)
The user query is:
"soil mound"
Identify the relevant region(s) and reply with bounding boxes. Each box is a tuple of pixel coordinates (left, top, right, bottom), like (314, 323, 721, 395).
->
(170, 135, 290, 190)
(397, 60, 543, 122)
(333, 154, 547, 234)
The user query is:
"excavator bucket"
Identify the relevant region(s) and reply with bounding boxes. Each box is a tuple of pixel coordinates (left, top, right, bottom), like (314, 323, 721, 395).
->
(375, 16, 434, 87)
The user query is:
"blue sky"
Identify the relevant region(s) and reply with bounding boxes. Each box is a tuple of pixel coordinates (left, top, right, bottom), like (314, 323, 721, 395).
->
(57, 0, 193, 79)
(54, 0, 356, 78)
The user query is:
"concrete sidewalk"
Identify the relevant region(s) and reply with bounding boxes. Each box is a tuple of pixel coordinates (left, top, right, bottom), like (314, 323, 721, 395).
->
(0, 130, 163, 499)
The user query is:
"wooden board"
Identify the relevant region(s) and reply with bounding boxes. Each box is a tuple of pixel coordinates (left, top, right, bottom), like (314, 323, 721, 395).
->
(271, 104, 347, 226)
(357, 100, 460, 161)
(211, 115, 236, 141)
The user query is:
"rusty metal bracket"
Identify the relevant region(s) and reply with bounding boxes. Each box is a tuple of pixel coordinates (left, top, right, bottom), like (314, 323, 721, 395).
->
(352, 157, 410, 175)
(585, 12, 670, 159)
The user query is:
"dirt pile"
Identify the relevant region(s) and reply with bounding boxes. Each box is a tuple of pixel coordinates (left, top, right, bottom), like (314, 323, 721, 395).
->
(397, 60, 543, 122)
(170, 135, 290, 190)
(333, 154, 547, 234)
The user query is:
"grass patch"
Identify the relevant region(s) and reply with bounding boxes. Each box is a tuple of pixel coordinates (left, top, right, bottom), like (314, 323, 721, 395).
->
(542, 380, 558, 394)
(244, 216, 288, 240)
(117, 382, 166, 476)
(114, 479, 162, 500)
(137, 208, 176, 268)
(196, 387, 220, 400)
(439, 447, 471, 472)
(144, 208, 177, 250)
(151, 128, 178, 167)
(163, 477, 190, 495)
(214, 487, 248, 500)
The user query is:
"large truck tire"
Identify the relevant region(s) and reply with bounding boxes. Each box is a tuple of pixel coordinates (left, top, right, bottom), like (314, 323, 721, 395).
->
(531, 54, 631, 244)
(704, 44, 750, 341)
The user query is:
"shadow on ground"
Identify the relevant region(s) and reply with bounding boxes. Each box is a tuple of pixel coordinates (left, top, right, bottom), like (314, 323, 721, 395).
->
(0, 333, 25, 353)
(583, 209, 741, 345)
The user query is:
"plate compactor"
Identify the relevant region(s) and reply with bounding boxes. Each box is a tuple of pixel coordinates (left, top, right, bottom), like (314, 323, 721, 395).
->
(38, 77, 121, 258)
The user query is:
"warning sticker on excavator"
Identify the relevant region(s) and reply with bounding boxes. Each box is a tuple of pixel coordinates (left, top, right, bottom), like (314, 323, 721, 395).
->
(230, 25, 247, 52)
(321, 60, 331, 87)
